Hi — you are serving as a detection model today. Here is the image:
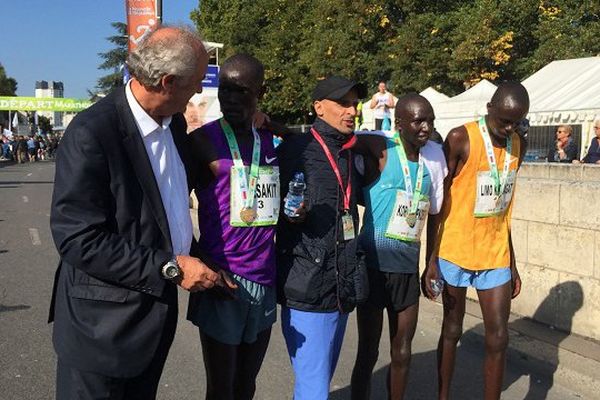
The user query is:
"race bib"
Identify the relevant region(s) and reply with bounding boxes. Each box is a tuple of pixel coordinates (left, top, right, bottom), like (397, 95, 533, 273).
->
(474, 170, 516, 217)
(385, 191, 430, 242)
(230, 166, 280, 227)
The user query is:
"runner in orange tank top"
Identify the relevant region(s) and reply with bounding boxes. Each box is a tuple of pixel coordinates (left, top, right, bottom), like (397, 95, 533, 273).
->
(422, 82, 530, 400)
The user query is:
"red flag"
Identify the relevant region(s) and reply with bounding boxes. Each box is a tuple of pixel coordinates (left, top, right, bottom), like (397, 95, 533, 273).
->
(125, 0, 159, 52)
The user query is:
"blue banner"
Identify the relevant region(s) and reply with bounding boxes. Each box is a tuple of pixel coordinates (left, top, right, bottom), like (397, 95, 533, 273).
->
(202, 65, 219, 88)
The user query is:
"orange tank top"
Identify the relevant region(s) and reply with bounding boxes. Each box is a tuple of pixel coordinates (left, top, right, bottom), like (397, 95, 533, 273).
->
(437, 120, 521, 271)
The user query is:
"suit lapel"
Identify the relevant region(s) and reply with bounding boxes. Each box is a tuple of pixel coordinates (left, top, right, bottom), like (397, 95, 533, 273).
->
(115, 88, 173, 252)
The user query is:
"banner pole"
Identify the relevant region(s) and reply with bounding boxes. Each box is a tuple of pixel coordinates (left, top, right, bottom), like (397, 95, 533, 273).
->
(156, 0, 162, 25)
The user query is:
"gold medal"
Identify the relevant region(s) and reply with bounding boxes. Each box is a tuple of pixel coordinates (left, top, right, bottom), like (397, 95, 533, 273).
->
(406, 212, 417, 228)
(240, 208, 257, 224)
(493, 194, 501, 208)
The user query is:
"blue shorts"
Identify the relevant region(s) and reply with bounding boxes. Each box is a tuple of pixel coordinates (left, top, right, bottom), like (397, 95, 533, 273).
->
(438, 258, 511, 290)
(188, 273, 276, 345)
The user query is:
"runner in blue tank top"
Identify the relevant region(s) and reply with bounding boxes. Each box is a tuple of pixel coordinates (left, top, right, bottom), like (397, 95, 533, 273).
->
(351, 94, 447, 399)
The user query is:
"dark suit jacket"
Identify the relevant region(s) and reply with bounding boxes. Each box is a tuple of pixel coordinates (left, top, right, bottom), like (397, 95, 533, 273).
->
(49, 88, 193, 377)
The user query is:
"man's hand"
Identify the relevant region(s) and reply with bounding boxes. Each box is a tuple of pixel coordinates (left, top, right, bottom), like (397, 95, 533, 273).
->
(215, 269, 238, 291)
(210, 269, 239, 300)
(421, 258, 440, 300)
(285, 201, 307, 224)
(510, 264, 522, 299)
(175, 255, 221, 292)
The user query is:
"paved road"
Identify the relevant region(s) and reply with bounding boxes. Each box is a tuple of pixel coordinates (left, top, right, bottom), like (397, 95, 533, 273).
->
(0, 160, 586, 399)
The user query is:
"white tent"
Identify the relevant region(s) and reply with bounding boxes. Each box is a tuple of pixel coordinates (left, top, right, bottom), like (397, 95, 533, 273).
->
(523, 57, 600, 144)
(420, 87, 449, 107)
(432, 79, 497, 137)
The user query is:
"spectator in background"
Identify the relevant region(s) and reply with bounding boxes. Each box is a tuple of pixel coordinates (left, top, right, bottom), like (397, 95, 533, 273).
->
(47, 135, 60, 158)
(1, 122, 12, 138)
(27, 135, 36, 162)
(16, 135, 28, 163)
(355, 100, 364, 130)
(574, 119, 600, 164)
(547, 125, 577, 163)
(1, 124, 12, 160)
(370, 81, 394, 130)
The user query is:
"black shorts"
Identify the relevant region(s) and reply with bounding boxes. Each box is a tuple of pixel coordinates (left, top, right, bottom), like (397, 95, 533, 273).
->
(365, 269, 420, 312)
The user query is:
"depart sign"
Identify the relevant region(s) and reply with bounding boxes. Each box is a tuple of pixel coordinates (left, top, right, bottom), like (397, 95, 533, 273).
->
(0, 96, 93, 112)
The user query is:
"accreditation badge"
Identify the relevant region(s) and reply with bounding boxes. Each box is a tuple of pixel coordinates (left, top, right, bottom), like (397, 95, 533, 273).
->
(385, 190, 430, 242)
(474, 170, 516, 217)
(342, 212, 355, 241)
(230, 166, 280, 227)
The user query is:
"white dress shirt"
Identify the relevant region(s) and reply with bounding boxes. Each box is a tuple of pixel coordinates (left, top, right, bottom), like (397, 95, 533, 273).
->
(125, 82, 192, 256)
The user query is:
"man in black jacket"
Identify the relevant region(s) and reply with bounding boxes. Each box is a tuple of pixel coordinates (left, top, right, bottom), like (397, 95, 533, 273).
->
(49, 26, 232, 399)
(276, 76, 368, 400)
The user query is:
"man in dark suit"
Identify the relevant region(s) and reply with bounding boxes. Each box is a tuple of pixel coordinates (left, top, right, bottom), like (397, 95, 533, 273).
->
(49, 26, 233, 399)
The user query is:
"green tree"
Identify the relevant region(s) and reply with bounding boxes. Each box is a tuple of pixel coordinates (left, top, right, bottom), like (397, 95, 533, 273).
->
(37, 115, 53, 134)
(95, 22, 128, 95)
(0, 63, 17, 124)
(193, 0, 314, 122)
(27, 113, 53, 134)
(526, 0, 600, 72)
(388, 12, 460, 95)
(0, 63, 17, 96)
(190, 0, 599, 123)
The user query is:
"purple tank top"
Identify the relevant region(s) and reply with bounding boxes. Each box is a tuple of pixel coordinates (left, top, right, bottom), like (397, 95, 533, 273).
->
(196, 120, 277, 286)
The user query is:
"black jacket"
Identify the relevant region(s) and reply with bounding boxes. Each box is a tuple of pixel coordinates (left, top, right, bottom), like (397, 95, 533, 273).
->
(49, 88, 194, 377)
(276, 118, 367, 313)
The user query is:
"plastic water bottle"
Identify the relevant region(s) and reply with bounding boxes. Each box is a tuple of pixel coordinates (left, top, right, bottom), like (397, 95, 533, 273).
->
(431, 279, 444, 299)
(284, 172, 306, 217)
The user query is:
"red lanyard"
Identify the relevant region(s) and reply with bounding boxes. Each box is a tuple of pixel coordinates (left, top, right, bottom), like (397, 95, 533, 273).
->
(310, 128, 355, 211)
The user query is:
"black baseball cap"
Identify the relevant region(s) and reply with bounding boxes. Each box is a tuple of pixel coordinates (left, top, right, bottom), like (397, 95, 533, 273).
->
(312, 76, 367, 101)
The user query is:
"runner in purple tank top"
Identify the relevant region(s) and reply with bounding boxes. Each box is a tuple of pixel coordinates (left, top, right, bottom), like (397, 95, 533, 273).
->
(186, 54, 279, 400)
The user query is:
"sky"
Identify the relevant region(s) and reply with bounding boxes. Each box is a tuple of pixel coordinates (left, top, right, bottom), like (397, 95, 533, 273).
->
(1, 0, 200, 99)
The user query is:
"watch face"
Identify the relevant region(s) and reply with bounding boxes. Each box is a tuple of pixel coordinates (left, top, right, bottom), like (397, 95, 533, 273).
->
(165, 264, 180, 279)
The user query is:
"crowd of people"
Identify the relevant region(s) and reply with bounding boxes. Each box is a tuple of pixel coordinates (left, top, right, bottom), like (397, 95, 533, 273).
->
(47, 25, 538, 400)
(548, 120, 600, 164)
(0, 125, 60, 163)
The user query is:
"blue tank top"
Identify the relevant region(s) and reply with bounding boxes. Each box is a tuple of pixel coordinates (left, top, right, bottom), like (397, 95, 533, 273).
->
(359, 138, 432, 273)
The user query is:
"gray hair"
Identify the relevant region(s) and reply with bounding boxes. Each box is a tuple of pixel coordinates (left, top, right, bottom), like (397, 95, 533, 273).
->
(126, 25, 205, 88)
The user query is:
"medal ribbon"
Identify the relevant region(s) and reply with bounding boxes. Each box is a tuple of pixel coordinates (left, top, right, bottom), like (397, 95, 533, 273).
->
(478, 117, 512, 199)
(310, 128, 352, 211)
(220, 118, 261, 209)
(393, 131, 424, 215)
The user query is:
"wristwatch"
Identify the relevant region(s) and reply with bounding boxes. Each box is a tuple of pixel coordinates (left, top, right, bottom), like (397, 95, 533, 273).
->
(161, 259, 182, 281)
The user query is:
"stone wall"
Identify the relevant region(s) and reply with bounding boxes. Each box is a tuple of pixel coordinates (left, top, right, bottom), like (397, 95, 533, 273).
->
(495, 163, 600, 341)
